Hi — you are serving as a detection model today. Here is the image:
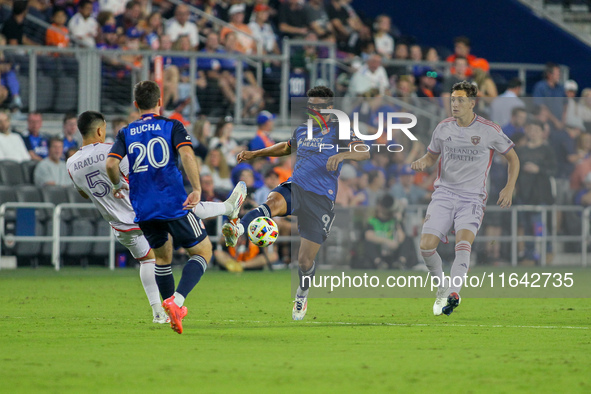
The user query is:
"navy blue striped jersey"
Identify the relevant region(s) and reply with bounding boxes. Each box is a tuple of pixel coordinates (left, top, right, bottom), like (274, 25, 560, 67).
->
(108, 113, 193, 222)
(288, 120, 361, 201)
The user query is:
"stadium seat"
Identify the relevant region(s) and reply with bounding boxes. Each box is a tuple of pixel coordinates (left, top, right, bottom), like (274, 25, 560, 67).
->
(0, 160, 26, 185)
(67, 188, 100, 220)
(20, 161, 38, 185)
(93, 220, 124, 260)
(64, 219, 95, 259)
(15, 74, 29, 112)
(41, 186, 73, 222)
(35, 75, 55, 113)
(0, 184, 18, 220)
(53, 76, 78, 113)
(14, 217, 45, 261)
(0, 185, 18, 253)
(15, 185, 48, 222)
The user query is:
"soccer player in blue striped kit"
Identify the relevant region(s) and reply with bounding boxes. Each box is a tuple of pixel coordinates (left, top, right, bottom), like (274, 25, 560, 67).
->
(221, 86, 370, 320)
(106, 81, 245, 334)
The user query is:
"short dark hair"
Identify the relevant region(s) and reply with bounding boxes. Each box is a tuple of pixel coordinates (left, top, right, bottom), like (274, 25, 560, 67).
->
(48, 137, 63, 149)
(453, 55, 468, 65)
(307, 86, 334, 99)
(511, 107, 527, 117)
(63, 112, 77, 124)
(544, 62, 559, 79)
(134, 81, 161, 110)
(378, 194, 394, 209)
(12, 0, 28, 15)
(77, 111, 106, 138)
(126, 0, 140, 10)
(367, 169, 382, 184)
(454, 36, 471, 47)
(79, 0, 93, 9)
(264, 168, 279, 178)
(507, 78, 522, 89)
(526, 119, 544, 130)
(451, 80, 478, 97)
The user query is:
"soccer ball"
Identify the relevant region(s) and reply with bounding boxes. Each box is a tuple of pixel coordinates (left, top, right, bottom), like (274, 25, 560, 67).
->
(247, 217, 279, 247)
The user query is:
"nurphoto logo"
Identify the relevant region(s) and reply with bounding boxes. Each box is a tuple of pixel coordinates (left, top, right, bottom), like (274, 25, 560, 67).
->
(306, 108, 418, 153)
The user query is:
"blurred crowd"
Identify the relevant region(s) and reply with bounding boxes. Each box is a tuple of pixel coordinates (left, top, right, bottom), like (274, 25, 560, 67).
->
(2, 1, 591, 267)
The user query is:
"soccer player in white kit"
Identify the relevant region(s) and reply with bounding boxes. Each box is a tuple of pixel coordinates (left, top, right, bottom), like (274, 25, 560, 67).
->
(411, 81, 520, 316)
(67, 111, 246, 323)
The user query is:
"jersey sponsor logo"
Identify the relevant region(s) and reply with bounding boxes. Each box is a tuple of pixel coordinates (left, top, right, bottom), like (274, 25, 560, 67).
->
(445, 136, 452, 142)
(129, 123, 162, 135)
(471, 136, 481, 145)
(71, 153, 106, 171)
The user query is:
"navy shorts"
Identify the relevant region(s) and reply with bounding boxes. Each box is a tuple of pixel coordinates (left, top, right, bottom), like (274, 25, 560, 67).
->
(138, 211, 208, 250)
(271, 181, 335, 244)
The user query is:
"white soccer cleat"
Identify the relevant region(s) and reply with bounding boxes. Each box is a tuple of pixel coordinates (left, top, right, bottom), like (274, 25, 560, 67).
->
(225, 181, 247, 220)
(153, 312, 170, 324)
(292, 295, 308, 320)
(433, 287, 448, 316)
(222, 220, 244, 247)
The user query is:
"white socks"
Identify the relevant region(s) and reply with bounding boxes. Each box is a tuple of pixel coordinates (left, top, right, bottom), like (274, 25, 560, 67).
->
(449, 241, 471, 294)
(192, 201, 229, 220)
(139, 260, 164, 314)
(173, 292, 185, 307)
(296, 288, 309, 298)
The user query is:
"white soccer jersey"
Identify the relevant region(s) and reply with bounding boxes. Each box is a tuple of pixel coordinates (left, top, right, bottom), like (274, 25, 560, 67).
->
(427, 115, 514, 201)
(66, 143, 138, 231)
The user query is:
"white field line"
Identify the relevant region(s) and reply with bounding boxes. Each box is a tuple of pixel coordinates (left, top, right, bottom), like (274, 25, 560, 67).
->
(208, 319, 590, 330)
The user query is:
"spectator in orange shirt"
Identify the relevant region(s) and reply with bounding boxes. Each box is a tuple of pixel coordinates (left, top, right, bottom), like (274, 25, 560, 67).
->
(274, 156, 293, 184)
(220, 3, 256, 55)
(445, 36, 489, 77)
(46, 8, 70, 47)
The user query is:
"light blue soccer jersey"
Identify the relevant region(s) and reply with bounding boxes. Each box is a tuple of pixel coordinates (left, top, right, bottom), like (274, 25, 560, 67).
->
(109, 114, 193, 222)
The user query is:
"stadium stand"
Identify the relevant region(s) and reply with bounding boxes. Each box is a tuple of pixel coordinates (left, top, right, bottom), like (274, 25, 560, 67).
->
(0, 0, 590, 268)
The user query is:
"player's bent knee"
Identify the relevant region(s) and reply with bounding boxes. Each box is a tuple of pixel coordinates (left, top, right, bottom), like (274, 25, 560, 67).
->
(266, 193, 287, 216)
(419, 235, 439, 251)
(188, 237, 213, 260)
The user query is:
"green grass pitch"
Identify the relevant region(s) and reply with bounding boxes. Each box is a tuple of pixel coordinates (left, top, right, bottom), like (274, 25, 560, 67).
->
(0, 268, 589, 393)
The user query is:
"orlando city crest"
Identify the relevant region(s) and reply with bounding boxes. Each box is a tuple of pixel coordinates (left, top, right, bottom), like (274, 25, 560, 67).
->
(471, 136, 481, 145)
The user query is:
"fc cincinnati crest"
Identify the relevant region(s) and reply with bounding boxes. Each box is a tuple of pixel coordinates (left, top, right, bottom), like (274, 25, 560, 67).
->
(471, 136, 481, 145)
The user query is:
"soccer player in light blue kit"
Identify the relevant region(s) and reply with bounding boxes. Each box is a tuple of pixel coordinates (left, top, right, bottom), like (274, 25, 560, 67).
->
(222, 86, 370, 320)
(106, 81, 245, 334)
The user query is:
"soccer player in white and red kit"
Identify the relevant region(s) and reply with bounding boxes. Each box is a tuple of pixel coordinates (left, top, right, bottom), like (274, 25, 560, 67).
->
(68, 111, 246, 324)
(411, 81, 520, 316)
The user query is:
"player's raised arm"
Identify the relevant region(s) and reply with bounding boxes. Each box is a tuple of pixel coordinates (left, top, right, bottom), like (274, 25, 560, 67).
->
(411, 151, 439, 172)
(497, 148, 520, 208)
(237, 141, 292, 163)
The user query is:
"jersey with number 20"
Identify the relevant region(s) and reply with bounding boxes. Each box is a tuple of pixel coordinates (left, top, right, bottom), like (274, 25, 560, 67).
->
(109, 114, 193, 222)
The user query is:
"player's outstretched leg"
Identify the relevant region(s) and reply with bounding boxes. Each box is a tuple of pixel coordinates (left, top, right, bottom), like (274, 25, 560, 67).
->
(192, 181, 247, 220)
(222, 203, 271, 247)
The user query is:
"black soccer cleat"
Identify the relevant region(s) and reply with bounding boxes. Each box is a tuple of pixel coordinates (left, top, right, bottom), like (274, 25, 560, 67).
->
(441, 292, 460, 316)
